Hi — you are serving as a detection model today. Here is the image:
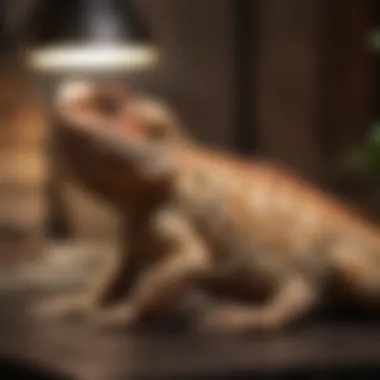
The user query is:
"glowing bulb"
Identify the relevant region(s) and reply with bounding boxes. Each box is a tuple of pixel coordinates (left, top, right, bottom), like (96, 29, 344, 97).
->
(28, 43, 159, 73)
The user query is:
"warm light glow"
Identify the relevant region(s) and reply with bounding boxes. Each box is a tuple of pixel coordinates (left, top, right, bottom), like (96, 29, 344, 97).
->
(28, 43, 159, 73)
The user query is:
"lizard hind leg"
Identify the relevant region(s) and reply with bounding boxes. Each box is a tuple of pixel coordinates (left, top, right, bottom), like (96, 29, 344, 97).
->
(196, 275, 319, 335)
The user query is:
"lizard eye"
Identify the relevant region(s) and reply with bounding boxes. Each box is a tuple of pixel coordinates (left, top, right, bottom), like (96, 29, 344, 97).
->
(146, 123, 168, 141)
(94, 91, 125, 117)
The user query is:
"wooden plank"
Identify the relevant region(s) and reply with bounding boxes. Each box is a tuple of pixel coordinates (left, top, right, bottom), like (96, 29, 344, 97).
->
(255, 0, 326, 180)
(320, 0, 374, 169)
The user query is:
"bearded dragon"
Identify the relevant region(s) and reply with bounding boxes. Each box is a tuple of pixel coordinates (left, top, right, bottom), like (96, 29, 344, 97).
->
(36, 80, 380, 334)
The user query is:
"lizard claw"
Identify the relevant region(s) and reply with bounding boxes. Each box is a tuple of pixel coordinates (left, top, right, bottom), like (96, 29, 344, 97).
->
(195, 308, 245, 335)
(90, 303, 138, 330)
(195, 306, 275, 335)
(34, 296, 95, 321)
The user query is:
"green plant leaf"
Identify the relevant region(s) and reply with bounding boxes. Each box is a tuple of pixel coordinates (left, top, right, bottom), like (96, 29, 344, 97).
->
(367, 28, 380, 52)
(368, 122, 380, 147)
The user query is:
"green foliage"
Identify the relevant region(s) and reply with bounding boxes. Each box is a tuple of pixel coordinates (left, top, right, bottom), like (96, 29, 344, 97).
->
(360, 29, 380, 175)
(367, 27, 380, 52)
(347, 27, 380, 217)
(346, 122, 380, 220)
(347, 122, 380, 183)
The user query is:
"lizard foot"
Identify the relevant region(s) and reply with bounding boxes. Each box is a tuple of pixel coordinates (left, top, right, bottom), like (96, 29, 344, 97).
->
(34, 295, 95, 321)
(90, 303, 138, 330)
(195, 305, 280, 335)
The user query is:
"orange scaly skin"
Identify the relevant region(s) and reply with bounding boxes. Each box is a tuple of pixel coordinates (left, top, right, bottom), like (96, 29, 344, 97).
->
(37, 81, 380, 334)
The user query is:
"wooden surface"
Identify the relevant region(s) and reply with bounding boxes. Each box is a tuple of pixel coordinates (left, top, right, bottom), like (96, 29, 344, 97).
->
(0, 287, 379, 380)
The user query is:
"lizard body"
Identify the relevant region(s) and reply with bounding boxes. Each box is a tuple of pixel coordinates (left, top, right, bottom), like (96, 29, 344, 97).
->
(37, 81, 380, 334)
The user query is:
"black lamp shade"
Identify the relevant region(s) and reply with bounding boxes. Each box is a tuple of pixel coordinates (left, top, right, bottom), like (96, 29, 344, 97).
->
(27, 0, 158, 73)
(29, 0, 154, 47)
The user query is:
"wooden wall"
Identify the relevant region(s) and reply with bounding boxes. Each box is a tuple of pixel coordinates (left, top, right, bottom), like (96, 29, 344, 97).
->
(125, 0, 236, 149)
(255, 0, 374, 187)
(255, 0, 326, 180)
(321, 0, 374, 188)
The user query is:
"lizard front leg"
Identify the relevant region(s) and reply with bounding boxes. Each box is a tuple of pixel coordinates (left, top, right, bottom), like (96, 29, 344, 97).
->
(35, 216, 139, 320)
(197, 274, 319, 334)
(91, 209, 211, 329)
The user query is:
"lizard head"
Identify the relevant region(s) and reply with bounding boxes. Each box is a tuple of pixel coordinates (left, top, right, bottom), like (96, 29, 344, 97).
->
(56, 80, 129, 123)
(56, 80, 183, 187)
(116, 96, 183, 144)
